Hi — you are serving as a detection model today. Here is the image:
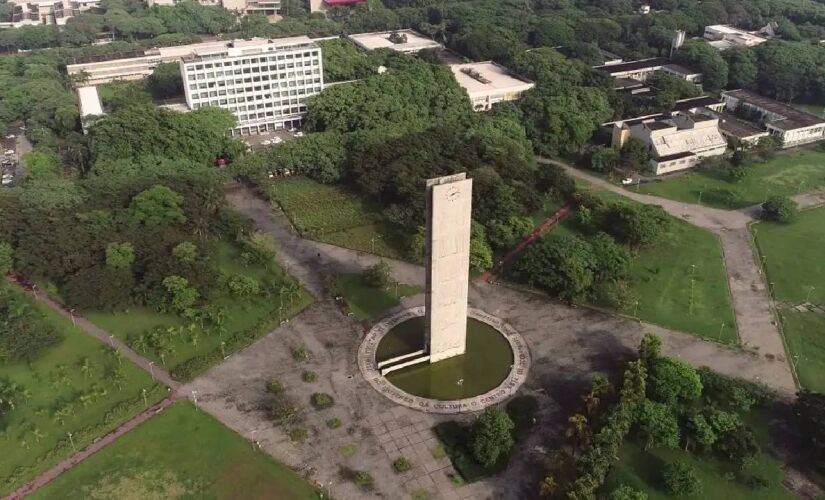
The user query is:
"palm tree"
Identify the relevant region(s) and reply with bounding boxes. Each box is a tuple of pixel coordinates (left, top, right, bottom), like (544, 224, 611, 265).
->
(32, 428, 44, 443)
(132, 333, 150, 354)
(565, 414, 591, 455)
(538, 476, 557, 497)
(78, 358, 93, 379)
(112, 348, 123, 366)
(286, 281, 301, 306)
(52, 405, 72, 426)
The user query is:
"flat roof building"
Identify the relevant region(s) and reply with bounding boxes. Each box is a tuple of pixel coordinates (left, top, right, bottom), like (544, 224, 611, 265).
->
(611, 111, 727, 175)
(180, 36, 323, 135)
(77, 85, 104, 133)
(721, 89, 825, 148)
(594, 57, 702, 85)
(703, 25, 768, 50)
(0, 0, 99, 28)
(449, 62, 534, 112)
(348, 30, 442, 54)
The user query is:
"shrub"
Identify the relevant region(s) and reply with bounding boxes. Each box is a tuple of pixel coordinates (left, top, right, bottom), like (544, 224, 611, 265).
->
(448, 472, 464, 487)
(761, 195, 797, 222)
(650, 357, 703, 404)
(610, 484, 648, 500)
(268, 393, 303, 426)
(311, 392, 334, 410)
(661, 461, 702, 496)
(291, 344, 310, 362)
(393, 457, 413, 473)
(301, 370, 318, 383)
(326, 417, 342, 429)
(471, 407, 515, 467)
(432, 445, 446, 459)
(288, 428, 308, 443)
(227, 275, 260, 298)
(354, 471, 374, 491)
(362, 261, 392, 288)
(267, 379, 284, 395)
(339, 444, 357, 457)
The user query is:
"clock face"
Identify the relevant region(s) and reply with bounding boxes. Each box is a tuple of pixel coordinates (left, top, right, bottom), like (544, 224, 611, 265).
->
(446, 186, 461, 201)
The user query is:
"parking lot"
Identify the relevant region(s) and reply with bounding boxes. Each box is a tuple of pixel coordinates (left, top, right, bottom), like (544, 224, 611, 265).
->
(1, 126, 21, 187)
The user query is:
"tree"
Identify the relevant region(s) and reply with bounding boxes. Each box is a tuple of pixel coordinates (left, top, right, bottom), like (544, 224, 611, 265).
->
(661, 461, 702, 496)
(601, 203, 670, 248)
(587, 146, 620, 173)
(130, 184, 186, 227)
(161, 275, 199, 313)
(637, 400, 680, 450)
(509, 234, 594, 301)
(469, 223, 494, 272)
(362, 261, 392, 288)
(793, 391, 825, 473)
(227, 275, 260, 298)
(761, 195, 797, 223)
(589, 232, 633, 282)
(0, 241, 12, 275)
(639, 333, 662, 368)
(22, 151, 62, 181)
(486, 216, 534, 250)
(148, 62, 183, 99)
(675, 40, 728, 92)
(471, 407, 515, 467)
(0, 286, 63, 361)
(610, 484, 648, 500)
(651, 357, 703, 405)
(722, 48, 757, 90)
(619, 138, 651, 171)
(172, 241, 197, 263)
(105, 242, 135, 270)
(714, 426, 760, 469)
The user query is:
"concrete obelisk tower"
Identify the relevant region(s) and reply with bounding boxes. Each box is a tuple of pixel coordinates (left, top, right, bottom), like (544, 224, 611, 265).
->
(425, 173, 473, 363)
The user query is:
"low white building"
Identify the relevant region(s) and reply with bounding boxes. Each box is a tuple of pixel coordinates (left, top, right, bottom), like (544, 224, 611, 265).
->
(0, 0, 99, 28)
(593, 57, 702, 85)
(180, 37, 323, 135)
(722, 89, 825, 148)
(703, 25, 768, 50)
(612, 112, 727, 175)
(146, 0, 281, 18)
(449, 62, 534, 112)
(77, 85, 104, 133)
(348, 30, 442, 54)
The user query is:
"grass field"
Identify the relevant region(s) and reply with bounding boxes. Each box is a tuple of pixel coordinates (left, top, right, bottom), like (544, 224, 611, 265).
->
(334, 274, 420, 321)
(269, 177, 407, 259)
(781, 311, 825, 394)
(85, 241, 312, 380)
(751, 205, 825, 304)
(545, 190, 737, 343)
(606, 427, 791, 500)
(636, 148, 825, 209)
(31, 402, 319, 499)
(0, 285, 165, 495)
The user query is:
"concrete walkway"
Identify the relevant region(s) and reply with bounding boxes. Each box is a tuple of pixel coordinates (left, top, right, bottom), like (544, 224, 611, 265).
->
(538, 157, 811, 393)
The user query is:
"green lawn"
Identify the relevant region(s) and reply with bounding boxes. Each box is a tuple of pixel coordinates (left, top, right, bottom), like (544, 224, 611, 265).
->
(781, 311, 825, 394)
(0, 285, 165, 496)
(31, 402, 319, 499)
(606, 434, 791, 500)
(85, 241, 312, 380)
(334, 273, 420, 321)
(751, 205, 825, 304)
(548, 191, 736, 343)
(269, 177, 407, 259)
(636, 149, 825, 209)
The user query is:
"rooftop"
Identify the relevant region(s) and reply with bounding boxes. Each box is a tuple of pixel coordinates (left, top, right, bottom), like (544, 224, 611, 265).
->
(711, 111, 769, 139)
(673, 95, 723, 111)
(77, 86, 103, 117)
(593, 57, 667, 75)
(348, 30, 442, 53)
(449, 62, 534, 96)
(723, 89, 825, 130)
(179, 36, 318, 62)
(663, 63, 700, 76)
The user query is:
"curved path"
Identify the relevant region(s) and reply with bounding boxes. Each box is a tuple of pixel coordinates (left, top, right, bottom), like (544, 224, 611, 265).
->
(538, 157, 825, 394)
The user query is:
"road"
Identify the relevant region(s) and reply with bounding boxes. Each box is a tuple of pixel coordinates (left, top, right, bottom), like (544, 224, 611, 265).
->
(538, 157, 825, 394)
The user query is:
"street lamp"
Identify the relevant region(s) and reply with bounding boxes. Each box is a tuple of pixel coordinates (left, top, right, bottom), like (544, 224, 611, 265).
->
(68, 432, 75, 452)
(148, 361, 155, 381)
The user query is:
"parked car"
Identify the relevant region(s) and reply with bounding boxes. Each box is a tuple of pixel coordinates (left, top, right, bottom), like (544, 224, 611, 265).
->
(294, 132, 304, 137)
(621, 177, 635, 185)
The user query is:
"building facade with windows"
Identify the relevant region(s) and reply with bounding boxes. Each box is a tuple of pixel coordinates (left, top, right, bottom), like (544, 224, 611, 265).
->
(722, 89, 825, 148)
(0, 0, 99, 28)
(180, 37, 323, 135)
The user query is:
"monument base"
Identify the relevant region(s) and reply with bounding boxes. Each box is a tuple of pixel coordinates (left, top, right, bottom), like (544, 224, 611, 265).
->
(357, 307, 531, 413)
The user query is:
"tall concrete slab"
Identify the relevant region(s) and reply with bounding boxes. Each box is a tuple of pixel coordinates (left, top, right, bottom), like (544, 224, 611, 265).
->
(425, 174, 473, 363)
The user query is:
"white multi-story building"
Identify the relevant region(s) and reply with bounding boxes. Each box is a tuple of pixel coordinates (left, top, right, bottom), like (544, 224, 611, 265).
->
(0, 0, 99, 28)
(611, 112, 728, 175)
(449, 62, 534, 112)
(703, 25, 768, 51)
(721, 89, 825, 148)
(348, 30, 442, 54)
(180, 37, 323, 135)
(146, 0, 281, 17)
